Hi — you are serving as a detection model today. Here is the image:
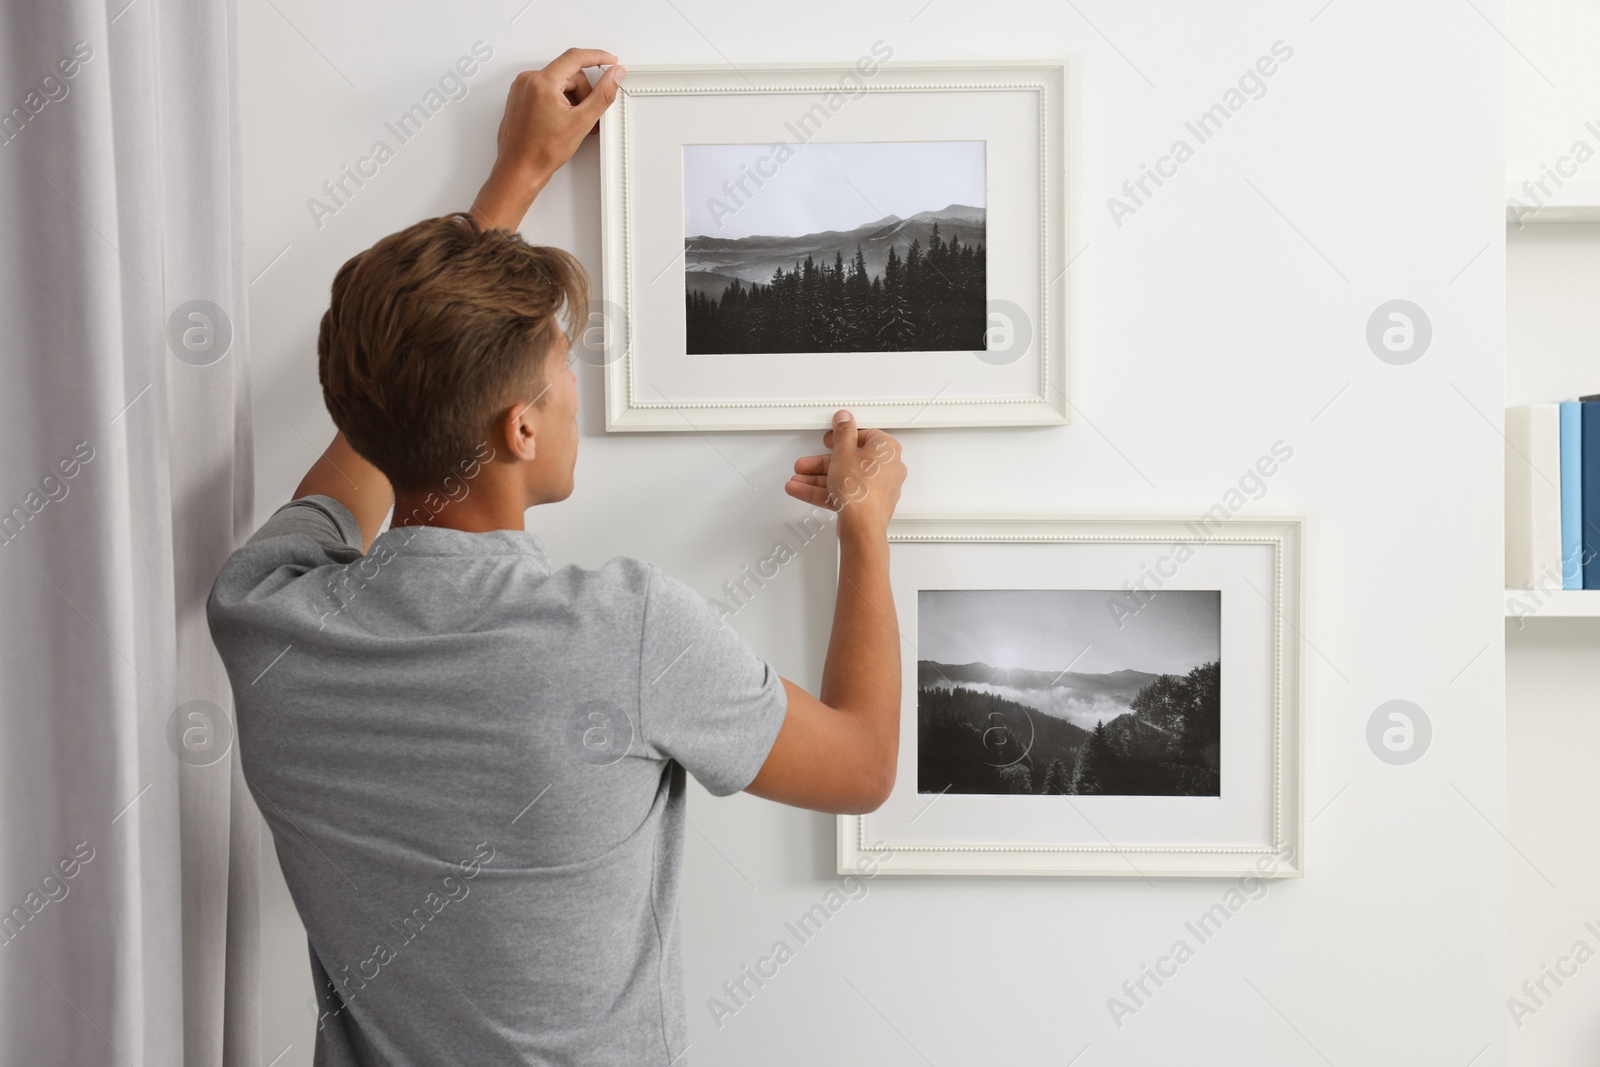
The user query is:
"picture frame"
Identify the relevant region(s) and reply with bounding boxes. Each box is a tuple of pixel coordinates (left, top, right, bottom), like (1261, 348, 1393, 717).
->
(838, 515, 1306, 878)
(597, 60, 1068, 431)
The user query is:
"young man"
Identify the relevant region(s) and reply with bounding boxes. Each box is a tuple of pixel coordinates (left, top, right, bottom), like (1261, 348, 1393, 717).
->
(207, 49, 906, 1065)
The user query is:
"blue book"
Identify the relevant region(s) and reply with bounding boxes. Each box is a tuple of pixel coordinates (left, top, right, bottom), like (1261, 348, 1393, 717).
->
(1561, 401, 1584, 589)
(1586, 402, 1600, 589)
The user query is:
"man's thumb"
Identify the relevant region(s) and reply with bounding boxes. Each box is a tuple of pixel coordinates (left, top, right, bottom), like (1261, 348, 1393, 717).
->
(831, 409, 858, 455)
(579, 65, 625, 119)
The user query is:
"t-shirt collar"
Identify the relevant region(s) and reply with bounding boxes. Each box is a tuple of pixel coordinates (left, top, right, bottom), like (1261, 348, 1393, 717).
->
(372, 522, 552, 573)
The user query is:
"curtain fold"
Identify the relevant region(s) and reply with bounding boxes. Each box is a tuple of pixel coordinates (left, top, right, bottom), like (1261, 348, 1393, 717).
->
(0, 0, 257, 1064)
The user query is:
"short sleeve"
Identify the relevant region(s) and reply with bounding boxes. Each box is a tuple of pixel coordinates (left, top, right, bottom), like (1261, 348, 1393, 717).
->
(246, 494, 363, 552)
(208, 495, 366, 647)
(638, 565, 788, 796)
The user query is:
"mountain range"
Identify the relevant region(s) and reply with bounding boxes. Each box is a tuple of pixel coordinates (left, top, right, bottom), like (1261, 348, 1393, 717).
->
(917, 659, 1167, 732)
(917, 659, 1160, 701)
(685, 203, 985, 297)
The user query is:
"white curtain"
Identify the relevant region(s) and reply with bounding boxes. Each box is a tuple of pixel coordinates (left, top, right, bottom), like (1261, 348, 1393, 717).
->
(0, 0, 258, 1064)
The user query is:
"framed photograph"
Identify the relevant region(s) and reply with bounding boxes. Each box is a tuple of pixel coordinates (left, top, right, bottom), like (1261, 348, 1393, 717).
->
(598, 60, 1067, 431)
(838, 515, 1305, 878)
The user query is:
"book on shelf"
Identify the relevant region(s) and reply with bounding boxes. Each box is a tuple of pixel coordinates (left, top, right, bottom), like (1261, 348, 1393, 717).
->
(1560, 401, 1583, 589)
(1586, 402, 1600, 590)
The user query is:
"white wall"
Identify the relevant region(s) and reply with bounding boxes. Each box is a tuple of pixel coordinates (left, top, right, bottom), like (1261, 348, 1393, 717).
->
(1505, 0, 1600, 204)
(241, 3, 1508, 1064)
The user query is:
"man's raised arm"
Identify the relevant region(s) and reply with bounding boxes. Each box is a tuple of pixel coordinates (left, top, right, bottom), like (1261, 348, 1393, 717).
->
(745, 411, 908, 815)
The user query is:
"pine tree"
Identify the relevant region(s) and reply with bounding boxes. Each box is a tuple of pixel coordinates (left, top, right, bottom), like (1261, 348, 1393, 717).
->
(850, 244, 869, 300)
(1130, 674, 1186, 738)
(1176, 661, 1221, 792)
(1041, 758, 1072, 795)
(876, 246, 915, 349)
(818, 250, 849, 350)
(998, 762, 1033, 794)
(917, 227, 946, 348)
(838, 246, 867, 348)
(877, 290, 915, 349)
(903, 239, 926, 348)
(1069, 722, 1113, 795)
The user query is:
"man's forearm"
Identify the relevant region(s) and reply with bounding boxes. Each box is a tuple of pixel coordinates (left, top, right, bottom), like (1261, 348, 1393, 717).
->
(294, 433, 393, 552)
(819, 516, 901, 766)
(469, 160, 550, 232)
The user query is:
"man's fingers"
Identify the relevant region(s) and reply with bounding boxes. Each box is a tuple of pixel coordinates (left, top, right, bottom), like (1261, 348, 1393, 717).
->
(784, 479, 836, 509)
(576, 64, 625, 121)
(829, 410, 858, 456)
(793, 453, 830, 476)
(543, 48, 618, 83)
(563, 70, 594, 104)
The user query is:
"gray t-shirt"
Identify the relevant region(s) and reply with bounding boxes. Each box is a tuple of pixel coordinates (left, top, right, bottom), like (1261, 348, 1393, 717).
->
(207, 496, 787, 1066)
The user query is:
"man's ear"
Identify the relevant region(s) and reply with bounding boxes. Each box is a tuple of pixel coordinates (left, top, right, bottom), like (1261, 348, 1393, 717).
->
(495, 399, 538, 463)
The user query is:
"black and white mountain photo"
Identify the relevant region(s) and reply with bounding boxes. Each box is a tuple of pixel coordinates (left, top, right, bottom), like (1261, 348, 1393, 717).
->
(682, 141, 986, 354)
(917, 589, 1222, 797)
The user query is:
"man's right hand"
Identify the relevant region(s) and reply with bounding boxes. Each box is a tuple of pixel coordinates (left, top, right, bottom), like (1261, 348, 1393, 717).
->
(784, 410, 906, 535)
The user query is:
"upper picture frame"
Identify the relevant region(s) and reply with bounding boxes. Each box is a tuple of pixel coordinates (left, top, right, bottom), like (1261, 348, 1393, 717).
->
(598, 59, 1068, 431)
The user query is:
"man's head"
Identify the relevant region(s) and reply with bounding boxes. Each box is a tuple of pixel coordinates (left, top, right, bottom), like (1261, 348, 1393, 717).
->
(318, 212, 587, 509)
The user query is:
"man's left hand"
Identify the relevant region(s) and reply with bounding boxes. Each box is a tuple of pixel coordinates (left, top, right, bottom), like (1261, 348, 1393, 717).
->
(471, 48, 625, 230)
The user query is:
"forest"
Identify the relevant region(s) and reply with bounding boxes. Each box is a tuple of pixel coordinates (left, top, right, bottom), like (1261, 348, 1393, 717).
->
(685, 227, 987, 354)
(916, 661, 1222, 797)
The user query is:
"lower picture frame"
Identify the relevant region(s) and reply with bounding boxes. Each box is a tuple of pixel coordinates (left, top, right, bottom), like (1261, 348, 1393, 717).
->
(837, 514, 1305, 878)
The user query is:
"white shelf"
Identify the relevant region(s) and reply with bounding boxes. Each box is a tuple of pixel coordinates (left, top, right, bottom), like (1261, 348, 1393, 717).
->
(1505, 588, 1600, 617)
(1506, 180, 1600, 223)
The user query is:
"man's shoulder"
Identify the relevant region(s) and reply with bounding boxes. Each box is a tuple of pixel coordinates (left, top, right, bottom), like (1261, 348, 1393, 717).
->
(541, 557, 727, 636)
(207, 497, 364, 636)
(543, 554, 658, 609)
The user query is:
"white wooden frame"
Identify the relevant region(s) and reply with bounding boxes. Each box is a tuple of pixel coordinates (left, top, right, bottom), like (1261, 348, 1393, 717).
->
(838, 515, 1306, 878)
(598, 62, 1068, 431)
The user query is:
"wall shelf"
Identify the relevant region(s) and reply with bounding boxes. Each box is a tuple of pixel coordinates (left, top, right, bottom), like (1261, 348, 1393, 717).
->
(1504, 588, 1600, 617)
(1506, 180, 1600, 223)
